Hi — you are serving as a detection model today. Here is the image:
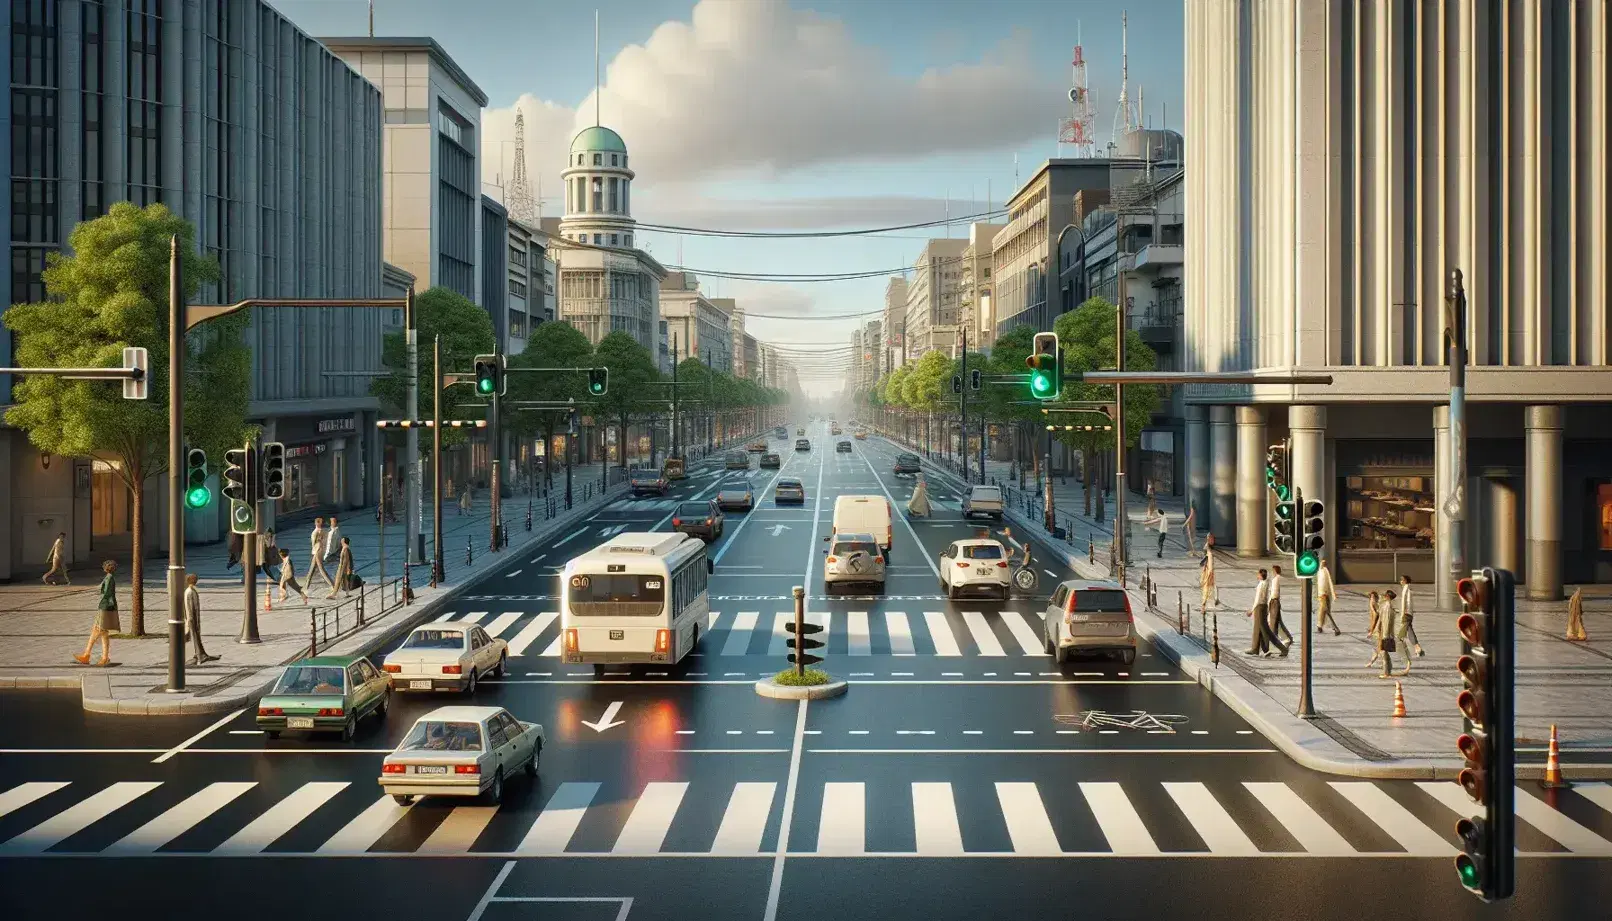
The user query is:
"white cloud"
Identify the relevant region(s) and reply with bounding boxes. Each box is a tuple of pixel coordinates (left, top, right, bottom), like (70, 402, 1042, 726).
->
(481, 0, 1059, 211)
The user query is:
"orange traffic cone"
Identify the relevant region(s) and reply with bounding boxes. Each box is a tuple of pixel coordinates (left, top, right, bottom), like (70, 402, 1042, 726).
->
(1392, 681, 1407, 718)
(1541, 724, 1570, 789)
(263, 584, 273, 611)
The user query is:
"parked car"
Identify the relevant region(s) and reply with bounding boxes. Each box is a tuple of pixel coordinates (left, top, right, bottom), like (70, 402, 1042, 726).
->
(1042, 580, 1137, 666)
(795, 439, 812, 451)
(962, 485, 1005, 520)
(378, 706, 543, 806)
(892, 453, 922, 475)
(760, 452, 781, 469)
(726, 451, 751, 470)
(383, 623, 509, 694)
(257, 655, 391, 741)
(774, 477, 806, 504)
(630, 468, 669, 496)
(716, 481, 755, 511)
(822, 532, 885, 595)
(938, 539, 1012, 600)
(836, 440, 853, 453)
(672, 499, 724, 540)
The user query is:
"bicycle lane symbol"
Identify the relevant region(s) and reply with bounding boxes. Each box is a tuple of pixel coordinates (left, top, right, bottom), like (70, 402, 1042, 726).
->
(1056, 710, 1191, 733)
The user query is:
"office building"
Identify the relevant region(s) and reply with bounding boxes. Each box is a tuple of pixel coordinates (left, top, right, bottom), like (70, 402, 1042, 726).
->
(882, 277, 908, 370)
(958, 223, 1003, 350)
(659, 272, 734, 372)
(992, 159, 1113, 336)
(904, 239, 968, 360)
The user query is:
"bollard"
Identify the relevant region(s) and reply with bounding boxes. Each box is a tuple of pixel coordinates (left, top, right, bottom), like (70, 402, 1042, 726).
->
(1210, 609, 1220, 667)
(402, 565, 414, 605)
(1089, 535, 1095, 564)
(526, 502, 533, 531)
(1177, 591, 1185, 634)
(466, 537, 474, 566)
(309, 609, 319, 656)
(502, 524, 510, 548)
(357, 590, 365, 628)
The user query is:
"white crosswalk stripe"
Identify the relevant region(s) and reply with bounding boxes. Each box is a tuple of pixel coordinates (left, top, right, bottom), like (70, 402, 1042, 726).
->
(847, 611, 871, 655)
(886, 612, 915, 655)
(507, 612, 557, 656)
(721, 611, 759, 656)
(961, 612, 1006, 656)
(924, 611, 962, 656)
(482, 612, 523, 638)
(6, 775, 1612, 859)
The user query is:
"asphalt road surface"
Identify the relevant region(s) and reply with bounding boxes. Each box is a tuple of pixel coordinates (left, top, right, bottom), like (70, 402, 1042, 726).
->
(4, 424, 1610, 921)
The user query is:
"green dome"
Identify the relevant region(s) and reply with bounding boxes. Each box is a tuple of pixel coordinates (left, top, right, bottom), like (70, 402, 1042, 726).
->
(571, 126, 627, 154)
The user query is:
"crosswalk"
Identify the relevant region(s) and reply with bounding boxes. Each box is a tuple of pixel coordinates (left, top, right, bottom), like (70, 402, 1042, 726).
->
(431, 608, 1059, 657)
(4, 777, 1611, 857)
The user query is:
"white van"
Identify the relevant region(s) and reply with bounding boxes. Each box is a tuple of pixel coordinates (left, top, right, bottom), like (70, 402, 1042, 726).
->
(832, 495, 894, 562)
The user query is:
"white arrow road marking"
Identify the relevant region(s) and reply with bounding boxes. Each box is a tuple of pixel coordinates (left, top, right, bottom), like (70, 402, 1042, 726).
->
(581, 701, 626, 733)
(768, 524, 791, 536)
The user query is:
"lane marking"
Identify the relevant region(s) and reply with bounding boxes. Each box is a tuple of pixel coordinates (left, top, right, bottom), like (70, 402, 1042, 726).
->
(912, 782, 964, 854)
(0, 781, 162, 854)
(1244, 782, 1356, 855)
(712, 782, 777, 854)
(319, 795, 413, 854)
(996, 782, 1063, 855)
(152, 708, 247, 764)
(505, 569, 523, 578)
(1080, 782, 1160, 855)
(612, 782, 689, 854)
(419, 805, 499, 854)
(517, 783, 600, 854)
(106, 782, 257, 855)
(815, 782, 866, 855)
(1328, 782, 1456, 855)
(809, 748, 1280, 755)
(762, 699, 811, 921)
(215, 782, 348, 854)
(1163, 782, 1259, 854)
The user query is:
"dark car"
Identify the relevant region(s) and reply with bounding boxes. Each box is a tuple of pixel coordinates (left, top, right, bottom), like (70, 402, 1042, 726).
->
(836, 440, 853, 453)
(893, 453, 922, 475)
(760, 452, 781, 469)
(629, 468, 668, 496)
(774, 477, 805, 504)
(726, 451, 751, 470)
(672, 500, 724, 541)
(774, 427, 788, 438)
(795, 439, 812, 452)
(747, 441, 768, 453)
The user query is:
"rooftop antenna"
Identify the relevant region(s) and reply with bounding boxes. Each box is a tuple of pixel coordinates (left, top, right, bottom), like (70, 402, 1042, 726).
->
(368, 0, 374, 37)
(1060, 22, 1096, 157)
(1111, 10, 1135, 147)
(507, 108, 537, 223)
(594, 10, 601, 127)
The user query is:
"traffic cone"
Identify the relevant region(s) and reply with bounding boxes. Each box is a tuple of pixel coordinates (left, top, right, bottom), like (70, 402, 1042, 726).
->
(1541, 724, 1571, 789)
(263, 584, 272, 611)
(1391, 681, 1407, 718)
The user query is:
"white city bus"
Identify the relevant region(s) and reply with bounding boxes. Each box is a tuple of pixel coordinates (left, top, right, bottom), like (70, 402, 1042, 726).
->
(560, 532, 713, 675)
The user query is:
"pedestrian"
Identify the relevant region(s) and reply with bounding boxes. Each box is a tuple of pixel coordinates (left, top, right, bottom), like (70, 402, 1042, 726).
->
(225, 531, 245, 583)
(73, 560, 119, 667)
(1315, 557, 1341, 635)
(1396, 574, 1424, 667)
(43, 531, 69, 585)
(1364, 590, 1385, 668)
(277, 548, 308, 604)
(1183, 503, 1197, 555)
(183, 573, 218, 665)
(258, 529, 280, 581)
(1370, 590, 1397, 677)
(445, 477, 456, 501)
(1245, 568, 1286, 657)
(305, 518, 334, 590)
(324, 516, 342, 562)
(1145, 482, 1157, 517)
(1268, 563, 1293, 646)
(1567, 586, 1588, 641)
(1148, 509, 1169, 558)
(459, 485, 473, 516)
(328, 536, 355, 598)
(1199, 534, 1217, 614)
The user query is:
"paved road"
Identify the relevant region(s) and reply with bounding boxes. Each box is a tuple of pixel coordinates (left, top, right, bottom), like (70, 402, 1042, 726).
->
(3, 424, 1611, 921)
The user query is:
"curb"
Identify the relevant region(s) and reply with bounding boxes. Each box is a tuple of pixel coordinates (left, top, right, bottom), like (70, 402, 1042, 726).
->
(72, 484, 632, 716)
(755, 676, 848, 700)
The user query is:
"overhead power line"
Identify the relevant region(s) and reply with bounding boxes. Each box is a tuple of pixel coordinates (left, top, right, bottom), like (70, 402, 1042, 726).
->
(635, 207, 1006, 239)
(731, 308, 883, 321)
(664, 253, 972, 284)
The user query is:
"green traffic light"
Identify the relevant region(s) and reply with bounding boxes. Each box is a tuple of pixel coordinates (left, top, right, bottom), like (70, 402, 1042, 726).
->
(1296, 550, 1320, 577)
(1031, 374, 1052, 395)
(478, 378, 494, 394)
(185, 486, 212, 510)
(1274, 484, 1291, 502)
(1455, 855, 1479, 890)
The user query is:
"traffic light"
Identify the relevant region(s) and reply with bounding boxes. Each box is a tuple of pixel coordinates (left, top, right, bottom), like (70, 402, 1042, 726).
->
(588, 367, 609, 396)
(1265, 444, 1289, 501)
(952, 374, 963, 395)
(1296, 500, 1325, 576)
(1026, 332, 1060, 400)
(473, 354, 503, 396)
(1272, 500, 1296, 554)
(260, 442, 286, 501)
(1454, 569, 1515, 902)
(221, 445, 258, 534)
(970, 368, 981, 390)
(786, 617, 824, 670)
(184, 449, 211, 510)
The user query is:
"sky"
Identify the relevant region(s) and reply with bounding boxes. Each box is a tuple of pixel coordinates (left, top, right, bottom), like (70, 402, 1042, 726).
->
(270, 0, 1184, 393)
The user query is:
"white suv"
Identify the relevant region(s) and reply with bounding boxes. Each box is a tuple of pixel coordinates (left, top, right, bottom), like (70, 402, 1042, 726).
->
(939, 539, 1011, 600)
(823, 533, 886, 595)
(1042, 580, 1137, 666)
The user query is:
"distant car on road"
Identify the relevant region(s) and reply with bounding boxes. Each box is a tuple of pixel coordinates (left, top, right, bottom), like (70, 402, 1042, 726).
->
(939, 538, 1012, 600)
(747, 441, 768, 453)
(661, 456, 686, 480)
(716, 481, 755, 511)
(854, 430, 867, 440)
(774, 477, 805, 504)
(1042, 579, 1137, 666)
(774, 427, 788, 438)
(257, 655, 391, 741)
(836, 440, 853, 453)
(830, 424, 843, 435)
(383, 623, 509, 694)
(796, 427, 806, 436)
(379, 706, 543, 806)
(962, 485, 1005, 520)
(892, 453, 922, 475)
(726, 451, 751, 470)
(760, 452, 781, 469)
(795, 438, 812, 451)
(630, 468, 668, 496)
(672, 499, 724, 541)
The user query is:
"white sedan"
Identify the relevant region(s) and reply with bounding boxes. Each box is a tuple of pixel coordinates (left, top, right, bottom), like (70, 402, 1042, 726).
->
(379, 706, 544, 805)
(382, 624, 508, 693)
(939, 538, 1012, 600)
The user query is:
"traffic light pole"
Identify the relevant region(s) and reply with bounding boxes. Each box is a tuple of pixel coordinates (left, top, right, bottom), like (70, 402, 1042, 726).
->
(1295, 483, 1315, 718)
(1113, 286, 1128, 587)
(490, 376, 503, 554)
(958, 326, 969, 483)
(166, 236, 187, 692)
(433, 336, 444, 585)
(240, 435, 261, 645)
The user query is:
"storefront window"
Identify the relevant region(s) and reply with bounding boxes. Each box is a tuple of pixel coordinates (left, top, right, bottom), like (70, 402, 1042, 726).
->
(1341, 475, 1435, 550)
(1598, 483, 1612, 551)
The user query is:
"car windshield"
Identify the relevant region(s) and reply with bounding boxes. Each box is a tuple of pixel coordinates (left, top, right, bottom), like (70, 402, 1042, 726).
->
(832, 541, 878, 556)
(720, 488, 749, 497)
(1074, 589, 1131, 612)
(899, 454, 920, 464)
(401, 630, 466, 650)
(630, 469, 657, 479)
(274, 666, 345, 695)
(398, 720, 483, 752)
(678, 503, 711, 516)
(962, 544, 1004, 560)
(728, 453, 745, 461)
(568, 572, 666, 616)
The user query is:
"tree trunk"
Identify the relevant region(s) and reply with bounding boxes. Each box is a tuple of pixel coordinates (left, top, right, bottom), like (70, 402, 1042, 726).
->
(128, 478, 147, 636)
(619, 412, 629, 468)
(543, 421, 554, 490)
(1083, 453, 1095, 516)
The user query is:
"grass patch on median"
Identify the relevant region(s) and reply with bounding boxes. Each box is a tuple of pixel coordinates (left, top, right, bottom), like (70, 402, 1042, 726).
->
(772, 667, 831, 687)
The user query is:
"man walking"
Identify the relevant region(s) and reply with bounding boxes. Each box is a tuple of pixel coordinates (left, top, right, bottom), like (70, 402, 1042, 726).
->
(1146, 509, 1169, 558)
(328, 536, 355, 598)
(1315, 558, 1341, 635)
(1182, 503, 1197, 555)
(305, 518, 335, 591)
(324, 517, 342, 562)
(43, 532, 69, 585)
(1245, 568, 1286, 657)
(1268, 563, 1293, 646)
(183, 573, 218, 665)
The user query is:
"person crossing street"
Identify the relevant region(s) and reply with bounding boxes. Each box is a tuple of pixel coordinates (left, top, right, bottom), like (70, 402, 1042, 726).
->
(305, 518, 335, 591)
(43, 532, 69, 585)
(1315, 558, 1340, 635)
(1267, 564, 1293, 646)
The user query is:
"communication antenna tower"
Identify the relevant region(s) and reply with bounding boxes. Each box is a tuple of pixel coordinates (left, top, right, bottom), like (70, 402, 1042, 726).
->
(1111, 11, 1139, 150)
(1059, 23, 1096, 157)
(506, 108, 537, 224)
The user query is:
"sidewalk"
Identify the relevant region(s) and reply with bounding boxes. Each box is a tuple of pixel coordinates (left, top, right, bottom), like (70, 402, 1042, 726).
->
(882, 430, 1612, 780)
(0, 477, 629, 715)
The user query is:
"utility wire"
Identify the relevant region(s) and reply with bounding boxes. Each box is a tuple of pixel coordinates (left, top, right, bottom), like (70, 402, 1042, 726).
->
(634, 207, 1006, 239)
(666, 253, 971, 283)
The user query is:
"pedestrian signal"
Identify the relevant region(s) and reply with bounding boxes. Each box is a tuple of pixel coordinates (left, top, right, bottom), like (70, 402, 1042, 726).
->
(474, 354, 503, 396)
(952, 374, 963, 395)
(588, 367, 609, 396)
(1296, 500, 1325, 576)
(970, 368, 982, 390)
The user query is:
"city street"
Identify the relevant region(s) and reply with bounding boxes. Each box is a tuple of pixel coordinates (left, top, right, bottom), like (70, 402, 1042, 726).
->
(3, 426, 1610, 921)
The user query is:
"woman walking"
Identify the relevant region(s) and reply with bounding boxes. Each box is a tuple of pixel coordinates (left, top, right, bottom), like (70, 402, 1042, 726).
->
(258, 529, 281, 581)
(277, 548, 309, 604)
(1396, 575, 1425, 672)
(328, 537, 355, 598)
(1364, 590, 1394, 676)
(73, 560, 119, 666)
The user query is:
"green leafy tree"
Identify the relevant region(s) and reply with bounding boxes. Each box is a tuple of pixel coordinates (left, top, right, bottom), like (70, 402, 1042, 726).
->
(987, 325, 1042, 478)
(901, 350, 952, 453)
(590, 331, 660, 467)
(4, 202, 249, 635)
(510, 322, 593, 488)
(949, 350, 991, 459)
(1054, 296, 1165, 514)
(372, 286, 497, 468)
(672, 356, 716, 453)
(882, 364, 912, 441)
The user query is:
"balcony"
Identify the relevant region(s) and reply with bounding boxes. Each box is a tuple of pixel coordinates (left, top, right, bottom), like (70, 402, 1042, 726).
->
(1128, 299, 1180, 353)
(1131, 243, 1183, 273)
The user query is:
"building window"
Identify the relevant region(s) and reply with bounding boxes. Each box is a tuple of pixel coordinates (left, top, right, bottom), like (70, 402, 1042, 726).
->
(624, 234, 633, 248)
(509, 279, 527, 299)
(509, 245, 526, 267)
(509, 310, 527, 339)
(591, 177, 602, 212)
(611, 154, 618, 166)
(1340, 474, 1434, 551)
(593, 234, 602, 245)
(577, 153, 583, 165)
(593, 153, 601, 166)
(609, 233, 619, 247)
(622, 156, 628, 168)
(608, 177, 619, 212)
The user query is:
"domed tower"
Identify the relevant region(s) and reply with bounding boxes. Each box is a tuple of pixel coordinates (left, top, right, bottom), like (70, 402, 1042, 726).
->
(559, 125, 637, 249)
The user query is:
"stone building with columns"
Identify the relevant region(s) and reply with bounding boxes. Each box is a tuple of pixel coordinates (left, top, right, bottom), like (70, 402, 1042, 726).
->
(1183, 1, 1612, 604)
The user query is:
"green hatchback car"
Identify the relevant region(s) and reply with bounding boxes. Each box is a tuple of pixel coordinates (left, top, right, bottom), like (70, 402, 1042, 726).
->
(257, 655, 391, 741)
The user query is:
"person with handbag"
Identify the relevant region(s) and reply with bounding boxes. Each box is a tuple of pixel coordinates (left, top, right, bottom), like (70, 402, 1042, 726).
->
(74, 560, 119, 667)
(1365, 590, 1395, 676)
(328, 537, 355, 598)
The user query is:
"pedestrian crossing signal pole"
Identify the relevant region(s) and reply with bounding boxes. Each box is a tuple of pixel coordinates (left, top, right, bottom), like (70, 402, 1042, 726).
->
(786, 585, 823, 677)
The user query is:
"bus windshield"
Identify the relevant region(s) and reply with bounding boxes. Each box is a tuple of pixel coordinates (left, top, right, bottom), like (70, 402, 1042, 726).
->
(568, 573, 666, 617)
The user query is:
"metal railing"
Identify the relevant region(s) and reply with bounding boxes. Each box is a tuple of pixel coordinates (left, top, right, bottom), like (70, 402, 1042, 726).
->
(306, 577, 405, 657)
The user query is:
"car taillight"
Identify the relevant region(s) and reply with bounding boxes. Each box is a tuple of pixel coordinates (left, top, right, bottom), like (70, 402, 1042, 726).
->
(705, 518, 712, 525)
(317, 708, 344, 717)
(826, 556, 837, 564)
(442, 665, 462, 674)
(997, 561, 1010, 568)
(382, 764, 406, 774)
(258, 707, 282, 716)
(564, 628, 579, 653)
(956, 561, 969, 568)
(454, 764, 480, 775)
(383, 664, 401, 673)
(655, 629, 670, 653)
(672, 518, 681, 526)
(1067, 593, 1080, 614)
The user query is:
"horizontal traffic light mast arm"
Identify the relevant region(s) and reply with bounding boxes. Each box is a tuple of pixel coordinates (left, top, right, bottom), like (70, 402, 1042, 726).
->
(506, 366, 609, 374)
(185, 297, 407, 331)
(0, 365, 144, 381)
(374, 420, 487, 429)
(1079, 371, 1336, 385)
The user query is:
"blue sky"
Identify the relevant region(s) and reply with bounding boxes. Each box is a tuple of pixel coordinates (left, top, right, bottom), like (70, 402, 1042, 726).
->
(272, 0, 1183, 371)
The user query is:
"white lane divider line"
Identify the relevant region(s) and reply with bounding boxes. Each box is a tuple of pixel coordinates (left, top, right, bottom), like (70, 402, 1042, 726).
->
(152, 708, 247, 764)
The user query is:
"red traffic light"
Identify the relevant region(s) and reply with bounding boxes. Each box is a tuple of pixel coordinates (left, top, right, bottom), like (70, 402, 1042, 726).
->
(1457, 688, 1486, 725)
(1457, 577, 1486, 608)
(1457, 612, 1485, 647)
(1457, 654, 1487, 687)
(1458, 767, 1486, 803)
(1457, 732, 1486, 765)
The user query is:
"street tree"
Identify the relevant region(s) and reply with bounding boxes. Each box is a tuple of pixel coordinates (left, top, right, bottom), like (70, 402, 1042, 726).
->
(673, 356, 715, 452)
(901, 350, 952, 454)
(590, 331, 660, 468)
(1054, 296, 1165, 515)
(372, 286, 496, 478)
(882, 365, 912, 442)
(948, 350, 991, 461)
(510, 322, 594, 489)
(987, 326, 1041, 479)
(4, 202, 249, 635)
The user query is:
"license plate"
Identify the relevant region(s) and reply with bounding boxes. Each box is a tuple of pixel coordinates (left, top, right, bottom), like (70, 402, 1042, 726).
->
(976, 568, 992, 576)
(287, 717, 314, 729)
(609, 630, 625, 640)
(414, 765, 447, 774)
(410, 680, 433, 689)
(1068, 614, 1091, 622)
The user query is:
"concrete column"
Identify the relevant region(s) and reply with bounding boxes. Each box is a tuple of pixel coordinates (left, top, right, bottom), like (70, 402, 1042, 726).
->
(1289, 405, 1327, 560)
(1185, 405, 1210, 530)
(1525, 405, 1564, 600)
(1486, 474, 1520, 575)
(1235, 405, 1269, 558)
(1210, 406, 1237, 543)
(346, 413, 364, 509)
(1433, 405, 1454, 605)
